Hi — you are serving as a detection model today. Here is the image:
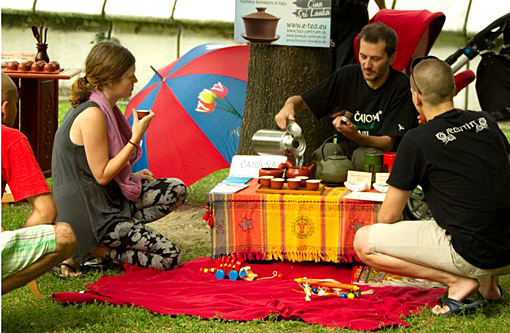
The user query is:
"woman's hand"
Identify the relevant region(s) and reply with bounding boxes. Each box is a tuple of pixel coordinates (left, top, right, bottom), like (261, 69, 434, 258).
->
(135, 169, 154, 181)
(131, 109, 155, 144)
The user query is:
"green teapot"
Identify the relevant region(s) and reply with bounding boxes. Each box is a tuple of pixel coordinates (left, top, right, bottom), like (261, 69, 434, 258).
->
(315, 136, 353, 184)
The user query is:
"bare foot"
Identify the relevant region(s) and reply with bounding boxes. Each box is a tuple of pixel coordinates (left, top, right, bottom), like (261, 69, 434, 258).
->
(431, 304, 448, 315)
(60, 258, 82, 278)
(431, 276, 479, 315)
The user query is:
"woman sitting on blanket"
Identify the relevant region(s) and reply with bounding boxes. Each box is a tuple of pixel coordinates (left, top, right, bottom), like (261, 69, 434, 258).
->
(52, 41, 186, 277)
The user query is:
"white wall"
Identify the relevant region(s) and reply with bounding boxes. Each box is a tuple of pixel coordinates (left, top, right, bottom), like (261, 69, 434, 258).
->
(1, 24, 233, 98)
(3, 6, 506, 112)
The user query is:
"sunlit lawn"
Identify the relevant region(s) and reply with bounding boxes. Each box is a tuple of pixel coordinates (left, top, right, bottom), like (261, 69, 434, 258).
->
(1, 101, 510, 332)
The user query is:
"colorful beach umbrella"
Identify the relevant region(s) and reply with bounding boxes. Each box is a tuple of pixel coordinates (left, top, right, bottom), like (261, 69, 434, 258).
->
(126, 43, 250, 185)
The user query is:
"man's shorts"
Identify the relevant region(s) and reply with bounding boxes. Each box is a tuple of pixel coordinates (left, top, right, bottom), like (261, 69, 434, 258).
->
(1, 224, 56, 280)
(368, 220, 510, 280)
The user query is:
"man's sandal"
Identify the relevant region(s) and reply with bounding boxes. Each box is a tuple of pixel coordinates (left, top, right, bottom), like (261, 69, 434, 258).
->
(434, 298, 487, 316)
(51, 262, 84, 279)
(481, 284, 505, 304)
(80, 258, 114, 271)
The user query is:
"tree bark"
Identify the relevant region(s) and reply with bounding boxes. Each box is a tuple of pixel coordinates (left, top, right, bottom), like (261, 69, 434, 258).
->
(238, 43, 334, 165)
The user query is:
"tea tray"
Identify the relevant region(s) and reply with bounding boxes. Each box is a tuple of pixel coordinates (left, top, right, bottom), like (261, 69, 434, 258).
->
(256, 184, 325, 195)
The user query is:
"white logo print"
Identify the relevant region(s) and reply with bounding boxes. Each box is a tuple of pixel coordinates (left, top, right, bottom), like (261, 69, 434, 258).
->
(354, 110, 383, 123)
(398, 124, 405, 131)
(435, 132, 457, 145)
(435, 117, 489, 145)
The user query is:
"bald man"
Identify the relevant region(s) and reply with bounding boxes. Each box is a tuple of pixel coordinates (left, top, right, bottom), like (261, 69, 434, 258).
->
(1, 72, 76, 294)
(353, 58, 510, 316)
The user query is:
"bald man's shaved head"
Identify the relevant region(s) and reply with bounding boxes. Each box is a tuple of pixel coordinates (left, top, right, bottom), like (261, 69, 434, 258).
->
(411, 59, 455, 105)
(2, 72, 19, 126)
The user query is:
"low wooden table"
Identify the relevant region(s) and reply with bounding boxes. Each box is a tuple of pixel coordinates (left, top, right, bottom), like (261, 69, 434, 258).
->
(208, 179, 381, 263)
(4, 68, 81, 176)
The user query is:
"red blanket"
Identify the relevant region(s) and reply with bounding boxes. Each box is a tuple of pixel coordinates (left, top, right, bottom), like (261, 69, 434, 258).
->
(52, 258, 445, 330)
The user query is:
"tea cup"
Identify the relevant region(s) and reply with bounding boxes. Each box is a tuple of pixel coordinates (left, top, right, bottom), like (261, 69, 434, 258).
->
(306, 179, 320, 191)
(260, 175, 274, 187)
(270, 178, 285, 189)
(296, 176, 309, 187)
(287, 178, 301, 190)
(136, 110, 151, 120)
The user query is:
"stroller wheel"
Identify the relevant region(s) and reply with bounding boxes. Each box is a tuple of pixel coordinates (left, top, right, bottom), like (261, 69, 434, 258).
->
(404, 185, 433, 220)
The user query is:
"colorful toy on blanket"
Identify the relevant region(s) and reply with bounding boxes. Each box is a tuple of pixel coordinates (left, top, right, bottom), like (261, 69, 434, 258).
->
(201, 256, 285, 282)
(207, 256, 247, 281)
(293, 277, 373, 301)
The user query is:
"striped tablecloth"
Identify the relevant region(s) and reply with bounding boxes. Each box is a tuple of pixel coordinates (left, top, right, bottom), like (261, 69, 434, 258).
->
(208, 180, 380, 263)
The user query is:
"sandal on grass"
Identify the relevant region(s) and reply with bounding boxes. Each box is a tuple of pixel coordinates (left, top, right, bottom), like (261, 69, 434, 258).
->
(80, 258, 113, 271)
(481, 284, 505, 304)
(51, 262, 84, 279)
(434, 297, 487, 316)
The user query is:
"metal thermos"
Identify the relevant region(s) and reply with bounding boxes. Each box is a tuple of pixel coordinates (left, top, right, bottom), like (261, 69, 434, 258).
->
(251, 129, 306, 157)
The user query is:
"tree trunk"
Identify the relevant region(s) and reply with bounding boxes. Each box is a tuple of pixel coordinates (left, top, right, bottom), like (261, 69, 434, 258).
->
(238, 44, 334, 165)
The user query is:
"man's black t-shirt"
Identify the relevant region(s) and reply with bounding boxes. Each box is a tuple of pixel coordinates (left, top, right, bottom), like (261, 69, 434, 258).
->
(388, 109, 510, 269)
(302, 64, 418, 151)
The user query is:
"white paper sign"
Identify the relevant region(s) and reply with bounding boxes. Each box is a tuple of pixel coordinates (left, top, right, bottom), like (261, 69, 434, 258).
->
(344, 191, 386, 202)
(234, 0, 331, 48)
(229, 155, 288, 178)
(375, 173, 390, 185)
(346, 170, 373, 190)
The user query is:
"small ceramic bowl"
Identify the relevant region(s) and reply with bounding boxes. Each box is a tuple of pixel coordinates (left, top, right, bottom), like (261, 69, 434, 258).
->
(259, 175, 274, 187)
(259, 168, 284, 178)
(270, 178, 285, 189)
(287, 178, 301, 190)
(18, 61, 32, 71)
(373, 183, 389, 193)
(136, 110, 150, 119)
(31, 61, 44, 71)
(344, 181, 368, 192)
(306, 179, 320, 191)
(50, 61, 60, 70)
(6, 61, 18, 70)
(296, 176, 309, 187)
(43, 62, 56, 72)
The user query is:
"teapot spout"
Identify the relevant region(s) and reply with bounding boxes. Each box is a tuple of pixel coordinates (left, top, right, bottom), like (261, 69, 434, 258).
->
(307, 163, 315, 171)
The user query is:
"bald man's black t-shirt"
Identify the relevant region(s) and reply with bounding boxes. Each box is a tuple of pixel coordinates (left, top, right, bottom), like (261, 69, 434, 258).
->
(388, 109, 510, 269)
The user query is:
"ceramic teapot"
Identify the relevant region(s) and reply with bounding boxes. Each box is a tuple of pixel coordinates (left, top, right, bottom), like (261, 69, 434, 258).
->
(315, 136, 353, 184)
(287, 165, 315, 178)
(279, 160, 315, 179)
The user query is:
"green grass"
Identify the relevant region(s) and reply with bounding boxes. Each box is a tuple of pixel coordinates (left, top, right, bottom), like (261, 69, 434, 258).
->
(2, 102, 510, 331)
(3, 192, 510, 332)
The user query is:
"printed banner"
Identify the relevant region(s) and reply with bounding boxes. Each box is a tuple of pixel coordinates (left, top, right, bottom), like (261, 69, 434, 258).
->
(234, 0, 332, 48)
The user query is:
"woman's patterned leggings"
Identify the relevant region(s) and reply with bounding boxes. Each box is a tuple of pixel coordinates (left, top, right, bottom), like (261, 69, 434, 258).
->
(100, 178, 187, 270)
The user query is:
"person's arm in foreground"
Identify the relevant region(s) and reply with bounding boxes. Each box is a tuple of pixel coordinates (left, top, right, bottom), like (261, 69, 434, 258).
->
(24, 193, 57, 228)
(275, 96, 309, 129)
(377, 185, 411, 223)
(332, 116, 395, 152)
(77, 107, 154, 185)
